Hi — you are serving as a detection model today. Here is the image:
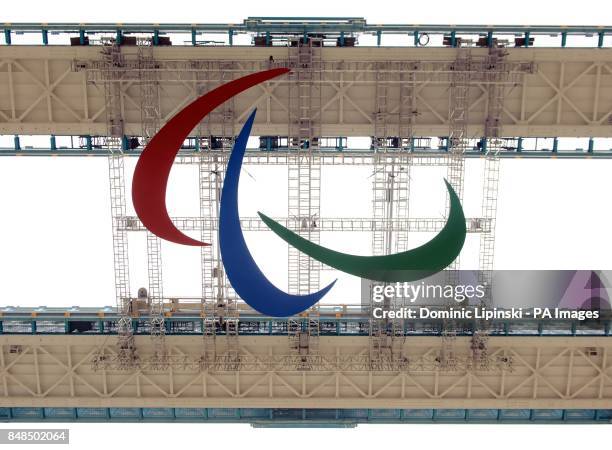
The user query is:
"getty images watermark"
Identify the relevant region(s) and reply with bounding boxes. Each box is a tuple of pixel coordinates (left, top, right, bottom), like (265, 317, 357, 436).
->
(360, 270, 609, 321)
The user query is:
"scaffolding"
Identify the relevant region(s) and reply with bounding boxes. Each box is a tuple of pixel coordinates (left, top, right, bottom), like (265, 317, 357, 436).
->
(395, 68, 417, 253)
(101, 42, 137, 370)
(369, 311, 406, 371)
(137, 38, 167, 369)
(195, 62, 240, 370)
(479, 46, 507, 305)
(446, 45, 471, 259)
(288, 315, 320, 370)
(73, 45, 536, 373)
(369, 62, 415, 367)
(437, 45, 472, 368)
(287, 38, 322, 296)
(372, 62, 390, 257)
(286, 38, 323, 360)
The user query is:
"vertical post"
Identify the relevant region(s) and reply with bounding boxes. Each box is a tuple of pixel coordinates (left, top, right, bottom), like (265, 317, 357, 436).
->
(524, 31, 530, 47)
(487, 31, 493, 48)
(42, 29, 48, 45)
(228, 28, 233, 46)
(588, 137, 594, 153)
(116, 29, 123, 46)
(13, 135, 20, 151)
(79, 29, 86, 45)
(4, 29, 11, 45)
(552, 137, 558, 153)
(517, 137, 523, 152)
(413, 30, 419, 46)
(561, 32, 567, 47)
(153, 29, 160, 46)
(265, 31, 271, 46)
(85, 135, 92, 151)
(191, 28, 197, 46)
(450, 30, 456, 47)
(339, 31, 345, 47)
(376, 30, 381, 46)
(598, 32, 604, 48)
(50, 135, 57, 151)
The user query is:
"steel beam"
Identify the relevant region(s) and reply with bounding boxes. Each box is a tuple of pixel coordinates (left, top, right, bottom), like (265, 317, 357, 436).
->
(0, 336, 610, 409)
(2, 47, 612, 137)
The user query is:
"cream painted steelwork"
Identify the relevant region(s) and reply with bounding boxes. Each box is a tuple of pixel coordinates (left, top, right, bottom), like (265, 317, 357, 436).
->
(1, 46, 611, 137)
(0, 335, 610, 409)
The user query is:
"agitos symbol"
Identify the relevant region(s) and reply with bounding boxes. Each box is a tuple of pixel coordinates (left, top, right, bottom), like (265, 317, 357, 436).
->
(132, 68, 467, 317)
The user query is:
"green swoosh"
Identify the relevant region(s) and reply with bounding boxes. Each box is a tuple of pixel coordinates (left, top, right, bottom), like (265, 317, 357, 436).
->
(258, 179, 466, 282)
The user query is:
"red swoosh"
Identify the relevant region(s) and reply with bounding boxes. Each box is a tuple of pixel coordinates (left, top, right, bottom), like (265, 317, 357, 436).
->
(132, 68, 290, 246)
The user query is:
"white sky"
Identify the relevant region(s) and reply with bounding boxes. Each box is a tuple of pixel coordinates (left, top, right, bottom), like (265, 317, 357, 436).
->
(1, 0, 611, 447)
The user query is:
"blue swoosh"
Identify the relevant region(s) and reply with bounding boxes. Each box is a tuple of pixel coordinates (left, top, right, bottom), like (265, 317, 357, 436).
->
(219, 109, 336, 317)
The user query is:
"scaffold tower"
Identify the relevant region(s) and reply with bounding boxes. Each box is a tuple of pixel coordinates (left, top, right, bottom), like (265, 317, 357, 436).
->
(100, 41, 137, 370)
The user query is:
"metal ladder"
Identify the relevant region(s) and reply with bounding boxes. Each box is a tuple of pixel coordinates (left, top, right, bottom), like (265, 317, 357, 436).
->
(101, 42, 137, 370)
(201, 317, 217, 369)
(399, 68, 417, 151)
(393, 165, 411, 253)
(223, 318, 240, 370)
(372, 63, 390, 257)
(373, 62, 389, 149)
(445, 45, 472, 286)
(371, 163, 390, 256)
(196, 62, 240, 367)
(137, 38, 167, 368)
(479, 46, 507, 307)
(439, 45, 473, 359)
(446, 46, 471, 205)
(394, 69, 416, 253)
(287, 38, 322, 296)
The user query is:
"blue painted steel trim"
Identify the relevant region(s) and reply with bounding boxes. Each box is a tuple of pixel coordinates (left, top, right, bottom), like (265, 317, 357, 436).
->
(2, 408, 612, 424)
(3, 21, 612, 36)
(1, 315, 610, 336)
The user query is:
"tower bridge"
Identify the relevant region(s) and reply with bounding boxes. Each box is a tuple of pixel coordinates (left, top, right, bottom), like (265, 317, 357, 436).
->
(0, 18, 611, 425)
